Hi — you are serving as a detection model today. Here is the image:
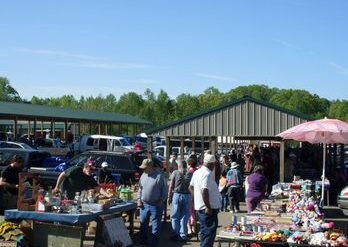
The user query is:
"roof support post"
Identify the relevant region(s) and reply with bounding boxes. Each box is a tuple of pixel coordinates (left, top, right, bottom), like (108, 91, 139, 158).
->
(41, 121, 43, 136)
(191, 137, 196, 153)
(28, 120, 31, 137)
(89, 122, 92, 135)
(166, 136, 170, 170)
(33, 119, 37, 141)
(98, 123, 101, 135)
(280, 140, 285, 183)
(180, 137, 185, 160)
(13, 117, 18, 141)
(105, 123, 108, 135)
(147, 136, 153, 159)
(50, 120, 54, 138)
(64, 121, 68, 141)
(201, 136, 205, 163)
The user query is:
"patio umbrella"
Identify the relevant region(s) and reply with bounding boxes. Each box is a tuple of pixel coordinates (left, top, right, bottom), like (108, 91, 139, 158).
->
(277, 118, 348, 206)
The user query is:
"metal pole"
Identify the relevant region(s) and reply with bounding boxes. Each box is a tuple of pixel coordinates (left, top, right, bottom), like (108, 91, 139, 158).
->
(321, 143, 326, 207)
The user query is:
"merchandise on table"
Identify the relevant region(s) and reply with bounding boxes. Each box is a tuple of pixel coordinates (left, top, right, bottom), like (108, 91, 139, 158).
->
(0, 221, 30, 245)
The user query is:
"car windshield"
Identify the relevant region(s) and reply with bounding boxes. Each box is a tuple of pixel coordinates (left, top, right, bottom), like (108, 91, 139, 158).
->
(119, 138, 131, 146)
(21, 143, 35, 150)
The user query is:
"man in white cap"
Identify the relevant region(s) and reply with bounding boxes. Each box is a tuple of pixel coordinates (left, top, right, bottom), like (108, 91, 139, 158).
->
(189, 153, 221, 247)
(137, 158, 167, 247)
(98, 162, 112, 184)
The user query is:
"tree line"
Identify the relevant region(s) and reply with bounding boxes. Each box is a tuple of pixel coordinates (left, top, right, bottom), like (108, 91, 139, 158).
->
(1, 76, 347, 127)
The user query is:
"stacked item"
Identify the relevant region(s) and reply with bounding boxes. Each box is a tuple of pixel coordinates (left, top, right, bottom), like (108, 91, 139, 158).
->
(0, 221, 30, 246)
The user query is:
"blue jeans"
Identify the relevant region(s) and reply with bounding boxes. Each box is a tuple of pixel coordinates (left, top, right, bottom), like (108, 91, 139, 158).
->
(220, 191, 229, 211)
(171, 192, 192, 239)
(140, 202, 164, 246)
(197, 209, 219, 247)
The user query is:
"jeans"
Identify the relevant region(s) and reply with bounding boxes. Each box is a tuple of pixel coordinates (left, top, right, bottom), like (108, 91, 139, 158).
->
(140, 202, 164, 246)
(197, 209, 219, 247)
(220, 191, 229, 211)
(171, 192, 192, 239)
(228, 187, 240, 211)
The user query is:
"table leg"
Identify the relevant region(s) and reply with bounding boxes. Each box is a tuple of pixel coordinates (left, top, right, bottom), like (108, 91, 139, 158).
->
(128, 209, 135, 237)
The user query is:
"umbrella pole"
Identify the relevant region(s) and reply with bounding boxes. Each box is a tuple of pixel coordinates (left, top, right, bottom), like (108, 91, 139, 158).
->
(320, 143, 326, 207)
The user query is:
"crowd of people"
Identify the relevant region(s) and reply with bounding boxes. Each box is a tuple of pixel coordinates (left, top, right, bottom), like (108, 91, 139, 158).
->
(0, 142, 304, 247)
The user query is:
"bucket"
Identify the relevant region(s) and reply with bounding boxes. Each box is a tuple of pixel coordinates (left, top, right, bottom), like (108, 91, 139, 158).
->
(111, 173, 121, 185)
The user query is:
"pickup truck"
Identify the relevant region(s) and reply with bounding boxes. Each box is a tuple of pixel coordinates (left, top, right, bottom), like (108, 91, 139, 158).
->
(36, 138, 71, 157)
(29, 150, 143, 188)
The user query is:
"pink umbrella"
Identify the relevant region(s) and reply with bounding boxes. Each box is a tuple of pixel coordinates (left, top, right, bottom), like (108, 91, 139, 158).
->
(277, 118, 348, 206)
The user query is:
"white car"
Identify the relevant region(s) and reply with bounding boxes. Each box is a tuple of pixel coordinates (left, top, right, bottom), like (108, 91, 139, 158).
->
(74, 135, 133, 153)
(0, 141, 34, 150)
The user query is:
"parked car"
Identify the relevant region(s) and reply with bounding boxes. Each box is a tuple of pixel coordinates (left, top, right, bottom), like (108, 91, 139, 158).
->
(338, 186, 348, 210)
(74, 135, 133, 154)
(0, 141, 35, 150)
(153, 145, 189, 159)
(0, 148, 51, 171)
(36, 138, 71, 157)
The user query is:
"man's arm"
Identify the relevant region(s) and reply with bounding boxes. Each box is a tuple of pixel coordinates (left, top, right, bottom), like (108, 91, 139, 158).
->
(137, 177, 143, 208)
(0, 177, 18, 189)
(202, 188, 212, 215)
(167, 173, 175, 204)
(52, 171, 66, 195)
(189, 185, 194, 205)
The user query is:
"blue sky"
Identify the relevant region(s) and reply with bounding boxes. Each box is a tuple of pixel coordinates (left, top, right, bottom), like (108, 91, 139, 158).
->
(0, 0, 347, 100)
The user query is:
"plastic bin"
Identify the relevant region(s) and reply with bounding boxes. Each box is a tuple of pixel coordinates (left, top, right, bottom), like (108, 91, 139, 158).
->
(111, 173, 121, 185)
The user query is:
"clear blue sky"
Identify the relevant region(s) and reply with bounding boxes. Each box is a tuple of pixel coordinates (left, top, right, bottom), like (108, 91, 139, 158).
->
(1, 0, 347, 100)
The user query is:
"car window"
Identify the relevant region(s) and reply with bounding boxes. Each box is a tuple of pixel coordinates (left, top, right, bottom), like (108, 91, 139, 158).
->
(119, 138, 130, 146)
(106, 155, 134, 170)
(69, 153, 106, 168)
(0, 150, 26, 166)
(8, 143, 21, 148)
(28, 152, 51, 167)
(114, 140, 121, 147)
(86, 138, 94, 146)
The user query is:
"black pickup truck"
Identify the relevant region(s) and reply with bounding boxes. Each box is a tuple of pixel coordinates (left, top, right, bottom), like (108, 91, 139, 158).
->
(0, 148, 51, 172)
(28, 150, 145, 188)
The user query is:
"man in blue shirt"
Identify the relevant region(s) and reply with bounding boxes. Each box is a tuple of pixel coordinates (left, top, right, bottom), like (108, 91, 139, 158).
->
(137, 158, 168, 247)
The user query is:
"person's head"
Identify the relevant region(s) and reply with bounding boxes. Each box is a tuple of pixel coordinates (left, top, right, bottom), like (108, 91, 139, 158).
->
(253, 165, 264, 174)
(101, 162, 109, 170)
(83, 160, 96, 176)
(186, 157, 196, 168)
(139, 158, 155, 174)
(203, 154, 216, 171)
(231, 162, 239, 169)
(177, 159, 187, 173)
(11, 155, 23, 168)
(171, 153, 177, 160)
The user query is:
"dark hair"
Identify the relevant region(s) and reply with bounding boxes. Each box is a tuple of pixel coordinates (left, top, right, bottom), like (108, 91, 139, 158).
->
(12, 155, 23, 164)
(253, 165, 264, 173)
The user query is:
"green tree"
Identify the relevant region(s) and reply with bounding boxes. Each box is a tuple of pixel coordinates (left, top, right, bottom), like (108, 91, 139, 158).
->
(0, 77, 21, 102)
(197, 87, 224, 110)
(174, 93, 200, 119)
(117, 92, 144, 116)
(328, 100, 348, 121)
(154, 90, 174, 125)
(225, 84, 277, 102)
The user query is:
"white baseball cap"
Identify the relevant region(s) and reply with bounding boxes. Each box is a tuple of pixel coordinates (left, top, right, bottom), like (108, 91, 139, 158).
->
(203, 154, 216, 164)
(101, 162, 109, 168)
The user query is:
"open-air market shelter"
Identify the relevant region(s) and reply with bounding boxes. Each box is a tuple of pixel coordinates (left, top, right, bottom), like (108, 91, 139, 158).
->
(147, 96, 313, 182)
(0, 101, 151, 141)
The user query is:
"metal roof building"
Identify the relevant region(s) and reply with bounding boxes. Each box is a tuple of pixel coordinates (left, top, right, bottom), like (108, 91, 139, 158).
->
(0, 101, 151, 139)
(148, 96, 312, 138)
(147, 96, 313, 182)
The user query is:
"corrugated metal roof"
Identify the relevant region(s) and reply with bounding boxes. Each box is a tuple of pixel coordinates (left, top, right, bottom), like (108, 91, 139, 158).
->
(0, 101, 151, 125)
(147, 96, 313, 137)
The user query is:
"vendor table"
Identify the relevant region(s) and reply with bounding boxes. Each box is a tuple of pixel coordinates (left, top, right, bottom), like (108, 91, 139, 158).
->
(216, 234, 288, 247)
(4, 201, 137, 247)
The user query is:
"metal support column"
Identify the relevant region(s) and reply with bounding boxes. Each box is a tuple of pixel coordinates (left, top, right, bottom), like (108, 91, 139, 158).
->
(280, 141, 285, 182)
(147, 136, 153, 159)
(180, 137, 185, 160)
(166, 136, 170, 169)
(13, 118, 18, 141)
